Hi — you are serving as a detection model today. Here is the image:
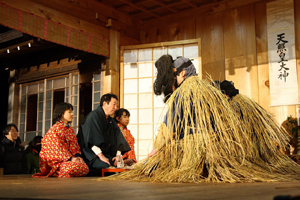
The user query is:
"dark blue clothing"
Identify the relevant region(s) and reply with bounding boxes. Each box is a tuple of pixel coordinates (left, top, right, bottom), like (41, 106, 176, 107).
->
(164, 88, 196, 139)
(164, 80, 216, 139)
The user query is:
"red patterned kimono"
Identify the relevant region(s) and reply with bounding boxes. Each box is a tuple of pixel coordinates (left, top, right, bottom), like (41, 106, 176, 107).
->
(33, 121, 89, 178)
(117, 123, 137, 162)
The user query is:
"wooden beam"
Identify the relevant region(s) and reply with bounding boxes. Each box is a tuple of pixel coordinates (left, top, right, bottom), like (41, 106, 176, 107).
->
(0, 39, 35, 54)
(29, 0, 142, 40)
(120, 0, 161, 18)
(2, 0, 110, 39)
(0, 30, 23, 43)
(131, 0, 184, 16)
(181, 0, 198, 8)
(64, 0, 143, 28)
(151, 0, 178, 13)
(30, 0, 108, 26)
(135, 0, 152, 5)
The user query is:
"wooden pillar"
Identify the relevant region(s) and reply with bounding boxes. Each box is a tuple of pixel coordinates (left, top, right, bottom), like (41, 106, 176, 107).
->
(7, 70, 19, 125)
(102, 29, 120, 98)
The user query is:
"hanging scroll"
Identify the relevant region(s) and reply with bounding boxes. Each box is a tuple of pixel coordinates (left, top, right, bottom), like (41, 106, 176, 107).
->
(267, 0, 298, 106)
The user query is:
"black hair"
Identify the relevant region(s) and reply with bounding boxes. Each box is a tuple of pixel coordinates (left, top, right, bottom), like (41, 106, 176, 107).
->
(26, 136, 43, 153)
(100, 93, 118, 107)
(2, 123, 18, 137)
(153, 55, 175, 103)
(212, 80, 221, 90)
(114, 108, 130, 122)
(220, 80, 239, 97)
(52, 102, 73, 125)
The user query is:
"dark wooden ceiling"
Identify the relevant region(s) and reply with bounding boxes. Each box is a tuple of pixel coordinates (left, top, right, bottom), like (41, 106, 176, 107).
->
(98, 0, 226, 21)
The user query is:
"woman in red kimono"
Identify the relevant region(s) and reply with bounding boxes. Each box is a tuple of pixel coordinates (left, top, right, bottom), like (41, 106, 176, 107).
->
(33, 102, 89, 178)
(115, 109, 137, 166)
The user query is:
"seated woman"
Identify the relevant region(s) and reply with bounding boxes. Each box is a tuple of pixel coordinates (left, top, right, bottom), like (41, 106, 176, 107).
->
(0, 124, 27, 174)
(33, 102, 89, 178)
(114, 108, 137, 166)
(26, 136, 43, 174)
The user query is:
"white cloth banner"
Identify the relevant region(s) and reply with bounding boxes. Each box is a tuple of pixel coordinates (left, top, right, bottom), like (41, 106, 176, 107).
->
(267, 0, 298, 106)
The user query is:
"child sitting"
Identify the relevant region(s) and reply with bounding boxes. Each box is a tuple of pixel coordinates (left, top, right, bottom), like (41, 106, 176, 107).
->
(115, 109, 137, 166)
(33, 102, 89, 177)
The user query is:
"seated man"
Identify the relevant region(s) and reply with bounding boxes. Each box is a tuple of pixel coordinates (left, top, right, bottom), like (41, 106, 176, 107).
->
(77, 93, 130, 176)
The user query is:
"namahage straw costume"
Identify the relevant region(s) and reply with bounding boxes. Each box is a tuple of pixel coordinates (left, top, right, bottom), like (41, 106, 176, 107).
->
(99, 55, 300, 183)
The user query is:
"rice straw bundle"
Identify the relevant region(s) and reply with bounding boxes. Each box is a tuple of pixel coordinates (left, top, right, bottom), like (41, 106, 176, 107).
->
(98, 76, 300, 183)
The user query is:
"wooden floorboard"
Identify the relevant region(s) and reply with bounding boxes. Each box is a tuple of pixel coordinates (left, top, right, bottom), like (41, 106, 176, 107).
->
(0, 175, 300, 200)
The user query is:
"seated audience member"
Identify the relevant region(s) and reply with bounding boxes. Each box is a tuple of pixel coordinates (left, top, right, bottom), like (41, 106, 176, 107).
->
(26, 136, 43, 174)
(0, 124, 28, 174)
(77, 93, 130, 176)
(33, 102, 89, 178)
(115, 109, 137, 166)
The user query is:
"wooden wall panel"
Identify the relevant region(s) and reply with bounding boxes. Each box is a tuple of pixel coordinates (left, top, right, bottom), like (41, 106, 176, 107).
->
(142, 0, 272, 31)
(120, 34, 141, 46)
(294, 0, 300, 122)
(223, 5, 258, 101)
(140, 19, 196, 43)
(134, 0, 300, 123)
(255, 2, 271, 112)
(196, 13, 225, 81)
(296, 0, 300, 94)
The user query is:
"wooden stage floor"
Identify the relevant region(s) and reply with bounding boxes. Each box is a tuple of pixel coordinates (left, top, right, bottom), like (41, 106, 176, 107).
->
(0, 175, 300, 200)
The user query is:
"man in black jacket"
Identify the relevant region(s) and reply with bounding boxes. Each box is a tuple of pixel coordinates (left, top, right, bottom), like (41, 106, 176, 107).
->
(77, 93, 130, 176)
(0, 124, 28, 174)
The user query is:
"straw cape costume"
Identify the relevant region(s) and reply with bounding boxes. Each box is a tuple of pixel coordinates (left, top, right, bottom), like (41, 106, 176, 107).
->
(117, 123, 137, 163)
(33, 121, 89, 178)
(220, 80, 300, 171)
(77, 106, 130, 174)
(100, 76, 300, 183)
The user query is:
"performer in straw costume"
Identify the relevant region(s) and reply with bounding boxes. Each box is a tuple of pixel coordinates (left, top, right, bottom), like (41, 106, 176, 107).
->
(99, 55, 300, 183)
